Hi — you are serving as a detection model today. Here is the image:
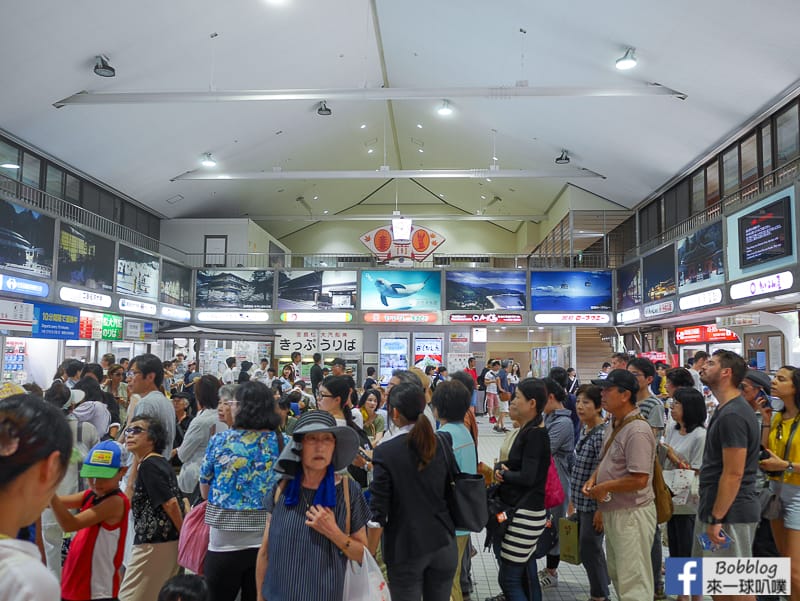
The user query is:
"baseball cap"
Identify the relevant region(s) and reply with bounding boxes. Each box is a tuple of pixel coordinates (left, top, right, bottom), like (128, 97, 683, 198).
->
(591, 369, 639, 395)
(744, 369, 771, 395)
(80, 440, 123, 478)
(0, 382, 26, 400)
(331, 357, 346, 368)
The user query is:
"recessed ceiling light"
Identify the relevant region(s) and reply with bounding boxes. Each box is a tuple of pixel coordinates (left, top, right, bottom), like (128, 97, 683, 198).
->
(437, 100, 453, 116)
(555, 150, 570, 165)
(0, 163, 20, 169)
(615, 48, 637, 70)
(201, 153, 217, 168)
(313, 195, 319, 200)
(93, 55, 115, 78)
(367, 148, 374, 154)
(438, 194, 444, 198)
(486, 178, 492, 182)
(481, 195, 486, 200)
(418, 148, 424, 153)
(416, 123, 423, 129)
(360, 124, 366, 129)
(579, 230, 585, 233)
(492, 156, 498, 161)
(323, 210, 329, 214)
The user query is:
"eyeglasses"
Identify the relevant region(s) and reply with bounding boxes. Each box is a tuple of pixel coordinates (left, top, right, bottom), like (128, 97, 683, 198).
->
(222, 400, 239, 407)
(628, 370, 645, 378)
(126, 370, 142, 378)
(316, 393, 335, 399)
(125, 426, 148, 435)
(111, 371, 123, 377)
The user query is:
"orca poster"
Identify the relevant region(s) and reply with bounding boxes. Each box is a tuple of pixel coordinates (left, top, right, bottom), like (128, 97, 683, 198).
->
(360, 270, 441, 311)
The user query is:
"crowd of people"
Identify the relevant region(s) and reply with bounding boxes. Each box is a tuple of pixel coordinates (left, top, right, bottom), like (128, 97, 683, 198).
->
(0, 347, 797, 601)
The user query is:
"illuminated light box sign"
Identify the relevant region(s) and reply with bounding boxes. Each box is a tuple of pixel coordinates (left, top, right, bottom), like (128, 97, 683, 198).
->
(679, 288, 723, 311)
(196, 311, 270, 322)
(414, 337, 443, 370)
(276, 329, 364, 355)
(729, 271, 794, 300)
(57, 224, 114, 292)
(116, 245, 159, 300)
(531, 271, 612, 312)
(119, 298, 157, 316)
(717, 313, 760, 328)
(643, 300, 675, 318)
(616, 308, 641, 323)
(0, 300, 33, 331)
(32, 302, 80, 339)
(0, 199, 55, 279)
(0, 274, 49, 298)
(675, 324, 739, 345)
(472, 327, 487, 343)
(196, 270, 273, 309)
(160, 261, 192, 307)
(643, 245, 676, 302)
(449, 313, 523, 324)
(738, 194, 793, 268)
(59, 286, 112, 308)
(640, 351, 667, 362)
(160, 305, 191, 321)
(277, 270, 357, 311)
(445, 271, 526, 311)
(79, 311, 123, 340)
(364, 312, 439, 324)
(533, 313, 611, 324)
(678, 221, 725, 293)
(360, 271, 440, 311)
(280, 312, 353, 323)
(617, 262, 642, 309)
(124, 319, 156, 341)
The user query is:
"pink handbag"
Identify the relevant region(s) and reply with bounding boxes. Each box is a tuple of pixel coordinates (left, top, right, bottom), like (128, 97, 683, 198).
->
(178, 501, 209, 575)
(544, 456, 565, 509)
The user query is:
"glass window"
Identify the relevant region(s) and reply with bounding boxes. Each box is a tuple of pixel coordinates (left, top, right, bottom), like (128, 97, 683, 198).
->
(148, 215, 160, 239)
(706, 159, 720, 206)
(121, 202, 137, 229)
(740, 133, 758, 185)
(691, 171, 705, 214)
(761, 123, 773, 174)
(776, 103, 799, 166)
(21, 153, 41, 188)
(82, 183, 100, 213)
(45, 164, 64, 197)
(722, 146, 739, 196)
(64, 174, 81, 204)
(0, 140, 21, 179)
(98, 191, 117, 220)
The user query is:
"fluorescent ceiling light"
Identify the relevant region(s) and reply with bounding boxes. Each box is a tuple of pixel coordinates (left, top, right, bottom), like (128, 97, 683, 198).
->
(615, 48, 637, 70)
(0, 163, 20, 169)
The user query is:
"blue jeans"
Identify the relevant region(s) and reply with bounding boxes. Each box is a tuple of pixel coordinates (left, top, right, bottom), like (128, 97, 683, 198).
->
(498, 558, 543, 601)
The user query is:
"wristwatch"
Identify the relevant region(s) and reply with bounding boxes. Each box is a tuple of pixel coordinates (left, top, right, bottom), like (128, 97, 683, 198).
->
(787, 461, 794, 473)
(708, 515, 724, 525)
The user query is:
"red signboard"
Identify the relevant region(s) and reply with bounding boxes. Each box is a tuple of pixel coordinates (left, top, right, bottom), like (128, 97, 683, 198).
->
(675, 324, 739, 344)
(449, 313, 523, 324)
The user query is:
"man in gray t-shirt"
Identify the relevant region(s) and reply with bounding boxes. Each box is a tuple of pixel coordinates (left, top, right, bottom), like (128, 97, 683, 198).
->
(127, 353, 176, 459)
(696, 350, 760, 563)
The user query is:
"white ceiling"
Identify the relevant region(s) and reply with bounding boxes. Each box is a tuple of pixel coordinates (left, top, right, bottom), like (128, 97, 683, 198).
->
(4, 0, 800, 244)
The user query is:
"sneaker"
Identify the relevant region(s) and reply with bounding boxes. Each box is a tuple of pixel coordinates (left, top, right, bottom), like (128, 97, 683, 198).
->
(484, 595, 505, 601)
(492, 425, 501, 432)
(500, 426, 509, 432)
(539, 570, 558, 589)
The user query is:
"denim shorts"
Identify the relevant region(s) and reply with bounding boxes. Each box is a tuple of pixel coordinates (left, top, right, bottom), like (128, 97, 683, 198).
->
(772, 481, 800, 530)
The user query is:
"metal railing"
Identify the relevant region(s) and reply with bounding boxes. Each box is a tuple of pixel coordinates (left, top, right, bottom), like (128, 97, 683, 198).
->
(626, 155, 800, 261)
(0, 173, 188, 263)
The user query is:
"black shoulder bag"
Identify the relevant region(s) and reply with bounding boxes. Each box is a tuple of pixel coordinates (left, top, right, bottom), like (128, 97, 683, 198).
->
(436, 431, 488, 532)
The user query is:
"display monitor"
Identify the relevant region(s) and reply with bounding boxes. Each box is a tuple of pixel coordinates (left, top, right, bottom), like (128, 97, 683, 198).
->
(360, 270, 440, 311)
(738, 194, 792, 268)
(57, 224, 115, 291)
(277, 270, 357, 310)
(642, 245, 676, 302)
(530, 271, 612, 312)
(196, 269, 274, 309)
(445, 271, 526, 311)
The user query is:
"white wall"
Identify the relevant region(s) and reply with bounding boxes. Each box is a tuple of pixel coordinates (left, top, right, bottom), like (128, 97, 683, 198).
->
(24, 338, 60, 387)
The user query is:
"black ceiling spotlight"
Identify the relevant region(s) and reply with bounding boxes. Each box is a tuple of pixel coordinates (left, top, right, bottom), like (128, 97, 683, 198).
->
(317, 101, 332, 116)
(554, 150, 570, 165)
(93, 55, 116, 78)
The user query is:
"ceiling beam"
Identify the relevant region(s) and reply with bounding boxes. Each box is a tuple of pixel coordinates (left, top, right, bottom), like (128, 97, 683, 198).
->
(54, 83, 686, 107)
(172, 167, 603, 181)
(244, 213, 546, 221)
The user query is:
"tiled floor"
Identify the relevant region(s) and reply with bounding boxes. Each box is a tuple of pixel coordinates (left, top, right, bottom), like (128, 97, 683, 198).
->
(466, 418, 708, 601)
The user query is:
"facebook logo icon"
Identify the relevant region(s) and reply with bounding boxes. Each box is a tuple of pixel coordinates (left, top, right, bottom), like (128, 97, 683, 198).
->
(666, 558, 703, 596)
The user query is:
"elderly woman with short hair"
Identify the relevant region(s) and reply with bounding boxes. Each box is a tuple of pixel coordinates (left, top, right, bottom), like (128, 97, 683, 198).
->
(199, 381, 287, 601)
(256, 411, 369, 601)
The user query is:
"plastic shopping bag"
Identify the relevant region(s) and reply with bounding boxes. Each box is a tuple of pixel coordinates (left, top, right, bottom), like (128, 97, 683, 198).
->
(343, 547, 392, 601)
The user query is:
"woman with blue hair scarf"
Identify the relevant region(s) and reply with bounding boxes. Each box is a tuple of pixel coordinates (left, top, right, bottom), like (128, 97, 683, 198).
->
(256, 411, 369, 601)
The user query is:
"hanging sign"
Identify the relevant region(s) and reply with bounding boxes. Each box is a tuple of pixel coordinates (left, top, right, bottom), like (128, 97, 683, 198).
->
(0, 274, 49, 298)
(449, 313, 523, 324)
(32, 302, 80, 339)
(363, 312, 439, 324)
(119, 298, 157, 316)
(616, 308, 641, 323)
(716, 313, 761, 328)
(79, 311, 123, 340)
(59, 286, 112, 308)
(675, 324, 739, 345)
(319, 330, 363, 355)
(643, 300, 675, 318)
(679, 288, 723, 311)
(276, 329, 318, 354)
(279, 312, 353, 323)
(729, 271, 794, 300)
(534, 313, 611, 324)
(360, 224, 446, 262)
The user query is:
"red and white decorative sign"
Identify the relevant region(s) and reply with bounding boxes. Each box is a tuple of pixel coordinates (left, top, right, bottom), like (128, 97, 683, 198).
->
(643, 300, 674, 318)
(360, 224, 445, 262)
(675, 324, 739, 345)
(533, 313, 611, 324)
(639, 351, 667, 362)
(449, 313, 523, 324)
(363, 312, 439, 324)
(0, 300, 33, 332)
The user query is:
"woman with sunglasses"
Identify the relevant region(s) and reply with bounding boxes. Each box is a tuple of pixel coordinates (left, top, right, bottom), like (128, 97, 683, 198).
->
(119, 415, 184, 601)
(0, 393, 72, 600)
(759, 365, 800, 600)
(103, 363, 129, 424)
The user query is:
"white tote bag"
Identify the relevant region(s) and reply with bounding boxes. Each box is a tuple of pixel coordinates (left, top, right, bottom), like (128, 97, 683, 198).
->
(662, 468, 698, 506)
(342, 548, 391, 601)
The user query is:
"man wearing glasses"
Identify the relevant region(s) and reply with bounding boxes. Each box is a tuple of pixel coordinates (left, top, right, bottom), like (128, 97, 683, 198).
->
(127, 353, 175, 459)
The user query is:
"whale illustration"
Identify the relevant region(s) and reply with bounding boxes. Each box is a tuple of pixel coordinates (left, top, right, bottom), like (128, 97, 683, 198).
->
(372, 276, 430, 307)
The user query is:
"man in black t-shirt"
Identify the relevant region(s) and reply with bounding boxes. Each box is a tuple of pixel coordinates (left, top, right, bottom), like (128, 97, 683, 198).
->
(696, 350, 760, 569)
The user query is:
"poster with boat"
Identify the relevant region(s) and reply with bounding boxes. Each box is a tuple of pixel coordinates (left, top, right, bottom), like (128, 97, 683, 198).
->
(530, 271, 612, 311)
(642, 244, 677, 302)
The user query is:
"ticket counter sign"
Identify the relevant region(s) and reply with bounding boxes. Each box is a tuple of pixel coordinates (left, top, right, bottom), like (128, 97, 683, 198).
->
(0, 299, 33, 332)
(32, 303, 80, 339)
(675, 324, 738, 344)
(79, 311, 123, 340)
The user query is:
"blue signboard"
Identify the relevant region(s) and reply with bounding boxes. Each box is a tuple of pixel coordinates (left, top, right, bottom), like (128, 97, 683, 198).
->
(0, 273, 49, 298)
(32, 302, 80, 339)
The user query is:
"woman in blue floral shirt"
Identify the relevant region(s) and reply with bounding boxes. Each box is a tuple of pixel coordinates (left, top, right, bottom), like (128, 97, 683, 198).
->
(199, 381, 287, 601)
(569, 384, 610, 601)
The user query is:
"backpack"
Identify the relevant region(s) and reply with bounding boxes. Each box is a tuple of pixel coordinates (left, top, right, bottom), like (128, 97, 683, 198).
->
(477, 368, 488, 390)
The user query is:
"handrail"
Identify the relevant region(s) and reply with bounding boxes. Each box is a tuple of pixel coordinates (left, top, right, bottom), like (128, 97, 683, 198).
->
(626, 155, 800, 261)
(0, 173, 188, 263)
